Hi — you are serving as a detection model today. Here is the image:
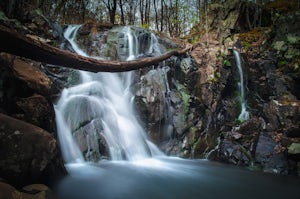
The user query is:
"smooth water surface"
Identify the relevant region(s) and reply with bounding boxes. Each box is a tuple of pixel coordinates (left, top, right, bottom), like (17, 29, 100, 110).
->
(55, 26, 299, 199)
(56, 158, 300, 199)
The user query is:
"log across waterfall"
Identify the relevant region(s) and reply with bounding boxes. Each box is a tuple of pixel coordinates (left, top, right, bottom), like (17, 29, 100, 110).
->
(0, 25, 192, 72)
(55, 25, 165, 162)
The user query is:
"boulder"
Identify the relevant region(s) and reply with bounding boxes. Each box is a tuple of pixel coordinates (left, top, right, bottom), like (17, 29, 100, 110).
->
(0, 182, 55, 199)
(0, 53, 55, 133)
(0, 113, 66, 188)
(15, 94, 55, 132)
(255, 132, 288, 174)
(2, 54, 52, 95)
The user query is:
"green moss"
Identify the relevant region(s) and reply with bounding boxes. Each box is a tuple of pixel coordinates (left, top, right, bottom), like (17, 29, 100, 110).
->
(235, 119, 244, 125)
(223, 59, 231, 67)
(67, 71, 80, 86)
(175, 82, 191, 116)
(287, 35, 300, 44)
(141, 24, 150, 29)
(189, 127, 199, 144)
(278, 60, 288, 67)
(288, 143, 300, 154)
(210, 71, 221, 83)
(239, 27, 270, 52)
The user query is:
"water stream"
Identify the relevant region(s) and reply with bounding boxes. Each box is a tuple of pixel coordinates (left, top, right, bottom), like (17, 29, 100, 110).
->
(55, 26, 299, 199)
(233, 49, 250, 121)
(55, 25, 163, 162)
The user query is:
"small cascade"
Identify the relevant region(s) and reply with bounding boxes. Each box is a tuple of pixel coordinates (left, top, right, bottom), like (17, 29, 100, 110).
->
(63, 25, 88, 57)
(55, 25, 164, 163)
(233, 49, 249, 121)
(123, 26, 137, 60)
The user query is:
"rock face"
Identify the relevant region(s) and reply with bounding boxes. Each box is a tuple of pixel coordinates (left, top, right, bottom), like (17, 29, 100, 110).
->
(0, 10, 66, 189)
(0, 114, 65, 188)
(0, 53, 55, 133)
(145, 0, 300, 176)
(0, 182, 55, 199)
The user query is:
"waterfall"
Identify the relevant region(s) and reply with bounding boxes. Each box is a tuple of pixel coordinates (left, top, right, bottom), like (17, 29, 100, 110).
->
(233, 49, 249, 121)
(55, 25, 164, 163)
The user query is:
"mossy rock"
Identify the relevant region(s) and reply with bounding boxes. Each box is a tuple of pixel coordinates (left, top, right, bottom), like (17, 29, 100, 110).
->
(266, 0, 299, 13)
(288, 143, 300, 154)
(238, 27, 271, 52)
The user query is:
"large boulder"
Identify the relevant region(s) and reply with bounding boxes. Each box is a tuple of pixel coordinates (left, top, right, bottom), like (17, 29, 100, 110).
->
(0, 182, 55, 199)
(0, 113, 66, 188)
(0, 53, 55, 133)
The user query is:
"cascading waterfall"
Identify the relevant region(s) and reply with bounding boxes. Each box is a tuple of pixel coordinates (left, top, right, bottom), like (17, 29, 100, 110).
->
(55, 25, 300, 199)
(55, 25, 164, 163)
(233, 49, 249, 121)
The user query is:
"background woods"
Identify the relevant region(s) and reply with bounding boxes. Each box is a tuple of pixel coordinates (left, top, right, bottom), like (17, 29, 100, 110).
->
(1, 0, 280, 38)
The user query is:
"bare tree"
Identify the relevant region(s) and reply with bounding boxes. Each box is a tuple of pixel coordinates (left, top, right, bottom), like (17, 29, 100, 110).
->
(139, 0, 145, 25)
(119, 0, 125, 25)
(153, 0, 159, 30)
(103, 0, 117, 24)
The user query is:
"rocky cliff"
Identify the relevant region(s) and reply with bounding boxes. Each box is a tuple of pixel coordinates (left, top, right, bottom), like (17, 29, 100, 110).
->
(151, 0, 300, 176)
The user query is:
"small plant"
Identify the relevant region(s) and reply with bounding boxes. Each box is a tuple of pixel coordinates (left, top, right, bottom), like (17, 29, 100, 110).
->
(235, 118, 244, 125)
(223, 59, 231, 67)
(141, 24, 150, 29)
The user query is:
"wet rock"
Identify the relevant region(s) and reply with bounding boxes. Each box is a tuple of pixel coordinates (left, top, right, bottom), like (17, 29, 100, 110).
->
(0, 113, 66, 188)
(238, 117, 262, 135)
(0, 182, 55, 199)
(15, 94, 55, 133)
(76, 25, 164, 60)
(0, 54, 55, 133)
(159, 139, 183, 157)
(213, 136, 252, 166)
(0, 182, 19, 199)
(255, 132, 288, 174)
(288, 143, 300, 155)
(21, 184, 54, 199)
(72, 118, 109, 161)
(263, 99, 299, 132)
(1, 54, 51, 95)
(23, 9, 63, 44)
(135, 68, 171, 140)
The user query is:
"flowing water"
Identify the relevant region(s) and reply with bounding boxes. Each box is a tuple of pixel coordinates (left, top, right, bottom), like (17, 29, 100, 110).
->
(55, 26, 299, 199)
(55, 25, 164, 162)
(233, 49, 250, 121)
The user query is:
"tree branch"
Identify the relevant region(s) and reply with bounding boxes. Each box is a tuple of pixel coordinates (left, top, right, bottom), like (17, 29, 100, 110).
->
(0, 25, 192, 73)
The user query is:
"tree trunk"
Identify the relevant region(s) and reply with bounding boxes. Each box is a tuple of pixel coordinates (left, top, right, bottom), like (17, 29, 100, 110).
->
(0, 25, 193, 73)
(153, 0, 159, 30)
(119, 0, 125, 25)
(139, 0, 144, 25)
(160, 0, 164, 32)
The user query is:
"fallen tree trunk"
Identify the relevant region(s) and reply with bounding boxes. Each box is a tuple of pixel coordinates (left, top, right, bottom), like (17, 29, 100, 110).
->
(0, 25, 192, 73)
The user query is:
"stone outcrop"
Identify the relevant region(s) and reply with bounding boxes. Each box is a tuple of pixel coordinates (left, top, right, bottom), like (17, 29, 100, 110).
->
(0, 114, 65, 188)
(0, 11, 66, 189)
(0, 53, 55, 133)
(151, 0, 300, 176)
(0, 182, 55, 199)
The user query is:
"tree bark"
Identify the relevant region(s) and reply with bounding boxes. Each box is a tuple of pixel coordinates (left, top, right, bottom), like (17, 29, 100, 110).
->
(0, 25, 193, 73)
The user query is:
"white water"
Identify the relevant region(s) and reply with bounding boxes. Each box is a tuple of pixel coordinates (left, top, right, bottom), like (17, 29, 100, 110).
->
(55, 25, 164, 163)
(54, 26, 300, 199)
(233, 49, 249, 121)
